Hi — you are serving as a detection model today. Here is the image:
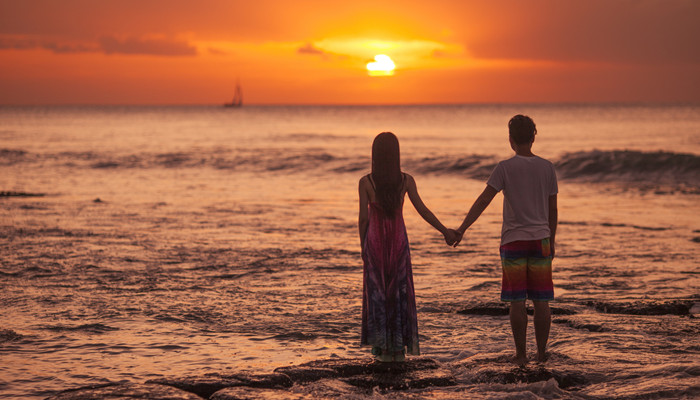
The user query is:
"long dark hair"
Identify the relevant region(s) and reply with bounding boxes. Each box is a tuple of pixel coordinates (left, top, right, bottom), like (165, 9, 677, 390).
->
(371, 132, 403, 216)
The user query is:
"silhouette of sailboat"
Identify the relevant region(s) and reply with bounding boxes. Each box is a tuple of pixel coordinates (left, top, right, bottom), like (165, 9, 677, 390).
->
(224, 83, 243, 107)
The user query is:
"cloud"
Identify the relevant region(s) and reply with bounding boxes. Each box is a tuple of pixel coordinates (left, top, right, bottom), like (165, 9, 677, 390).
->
(0, 34, 197, 57)
(207, 47, 229, 55)
(0, 35, 97, 53)
(461, 0, 700, 65)
(296, 42, 349, 61)
(0, 36, 38, 50)
(297, 42, 326, 56)
(42, 42, 98, 54)
(98, 36, 197, 56)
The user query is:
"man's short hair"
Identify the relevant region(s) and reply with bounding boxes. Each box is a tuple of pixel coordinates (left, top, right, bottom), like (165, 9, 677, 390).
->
(508, 115, 537, 145)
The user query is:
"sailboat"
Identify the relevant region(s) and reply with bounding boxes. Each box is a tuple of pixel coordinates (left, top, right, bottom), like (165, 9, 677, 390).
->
(224, 83, 243, 107)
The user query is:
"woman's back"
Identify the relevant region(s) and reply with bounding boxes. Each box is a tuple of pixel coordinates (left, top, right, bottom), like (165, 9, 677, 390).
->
(361, 172, 419, 359)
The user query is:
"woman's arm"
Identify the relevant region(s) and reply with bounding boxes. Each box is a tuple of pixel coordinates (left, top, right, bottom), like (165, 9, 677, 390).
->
(405, 174, 449, 236)
(358, 177, 369, 246)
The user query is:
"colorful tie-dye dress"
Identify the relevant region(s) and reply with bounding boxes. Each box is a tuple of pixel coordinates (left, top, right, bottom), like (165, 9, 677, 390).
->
(361, 182, 420, 357)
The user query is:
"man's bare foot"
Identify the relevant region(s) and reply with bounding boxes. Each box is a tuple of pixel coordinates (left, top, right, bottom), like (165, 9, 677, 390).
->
(511, 354, 528, 366)
(537, 352, 548, 363)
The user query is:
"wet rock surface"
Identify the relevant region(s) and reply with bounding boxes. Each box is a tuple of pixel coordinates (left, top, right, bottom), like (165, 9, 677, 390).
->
(147, 372, 291, 398)
(458, 352, 593, 392)
(0, 191, 45, 197)
(45, 383, 204, 399)
(456, 302, 577, 316)
(0, 328, 23, 342)
(342, 367, 456, 390)
(210, 386, 308, 400)
(553, 317, 612, 332)
(121, 358, 456, 399)
(274, 357, 456, 389)
(472, 366, 588, 390)
(46, 357, 598, 399)
(586, 300, 695, 315)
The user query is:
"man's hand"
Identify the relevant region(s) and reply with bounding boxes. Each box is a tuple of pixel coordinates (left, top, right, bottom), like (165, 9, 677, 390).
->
(445, 229, 463, 247)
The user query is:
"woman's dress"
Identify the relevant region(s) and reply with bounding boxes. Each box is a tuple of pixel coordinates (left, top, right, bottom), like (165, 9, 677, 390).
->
(361, 191, 419, 356)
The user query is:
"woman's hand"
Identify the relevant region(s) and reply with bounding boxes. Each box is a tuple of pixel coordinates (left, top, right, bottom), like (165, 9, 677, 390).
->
(444, 229, 463, 247)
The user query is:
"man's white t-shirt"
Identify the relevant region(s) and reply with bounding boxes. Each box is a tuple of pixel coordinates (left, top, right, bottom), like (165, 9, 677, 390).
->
(486, 155, 558, 245)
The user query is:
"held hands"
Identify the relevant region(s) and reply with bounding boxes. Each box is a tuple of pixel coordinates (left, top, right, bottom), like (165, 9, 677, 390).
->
(443, 229, 464, 247)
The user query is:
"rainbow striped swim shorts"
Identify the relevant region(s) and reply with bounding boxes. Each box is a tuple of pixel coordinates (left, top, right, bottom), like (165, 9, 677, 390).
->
(499, 238, 554, 302)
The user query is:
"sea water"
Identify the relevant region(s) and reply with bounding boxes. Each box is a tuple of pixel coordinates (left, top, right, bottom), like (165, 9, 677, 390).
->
(1, 104, 699, 399)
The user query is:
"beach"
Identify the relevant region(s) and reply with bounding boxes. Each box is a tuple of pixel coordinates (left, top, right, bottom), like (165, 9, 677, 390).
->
(1, 104, 699, 399)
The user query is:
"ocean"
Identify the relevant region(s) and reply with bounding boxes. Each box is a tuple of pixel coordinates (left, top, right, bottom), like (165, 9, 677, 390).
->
(1, 104, 699, 399)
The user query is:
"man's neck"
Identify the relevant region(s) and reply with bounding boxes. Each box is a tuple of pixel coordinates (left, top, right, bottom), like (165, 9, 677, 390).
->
(514, 147, 535, 157)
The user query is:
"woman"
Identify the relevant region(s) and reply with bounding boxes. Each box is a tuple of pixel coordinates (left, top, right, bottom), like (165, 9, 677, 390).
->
(358, 132, 455, 362)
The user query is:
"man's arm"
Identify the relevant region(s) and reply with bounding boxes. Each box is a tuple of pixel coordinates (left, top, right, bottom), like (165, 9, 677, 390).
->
(456, 184, 498, 236)
(548, 193, 558, 257)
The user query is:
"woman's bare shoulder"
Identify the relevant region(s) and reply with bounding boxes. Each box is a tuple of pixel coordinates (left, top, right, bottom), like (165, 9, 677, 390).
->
(403, 172, 416, 186)
(359, 174, 372, 189)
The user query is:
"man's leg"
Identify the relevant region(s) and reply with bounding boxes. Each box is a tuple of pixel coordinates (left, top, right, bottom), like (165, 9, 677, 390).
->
(501, 241, 529, 365)
(533, 300, 551, 362)
(528, 238, 554, 363)
(509, 300, 528, 365)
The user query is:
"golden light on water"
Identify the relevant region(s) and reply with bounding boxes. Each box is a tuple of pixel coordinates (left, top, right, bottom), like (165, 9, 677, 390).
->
(366, 54, 395, 76)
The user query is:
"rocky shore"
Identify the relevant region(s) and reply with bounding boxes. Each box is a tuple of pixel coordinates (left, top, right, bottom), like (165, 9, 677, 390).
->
(42, 299, 700, 399)
(44, 356, 592, 399)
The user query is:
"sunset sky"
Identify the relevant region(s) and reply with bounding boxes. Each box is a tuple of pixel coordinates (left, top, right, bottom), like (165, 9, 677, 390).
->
(1, 0, 698, 105)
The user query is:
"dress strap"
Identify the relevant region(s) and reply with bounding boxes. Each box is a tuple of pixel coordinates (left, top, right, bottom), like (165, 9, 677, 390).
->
(368, 173, 405, 191)
(367, 174, 377, 191)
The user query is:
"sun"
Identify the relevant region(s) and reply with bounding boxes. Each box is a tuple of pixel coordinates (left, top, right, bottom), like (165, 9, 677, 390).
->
(366, 54, 395, 76)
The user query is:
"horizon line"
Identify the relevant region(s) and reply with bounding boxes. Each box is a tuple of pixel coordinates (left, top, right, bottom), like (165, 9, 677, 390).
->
(2, 100, 698, 107)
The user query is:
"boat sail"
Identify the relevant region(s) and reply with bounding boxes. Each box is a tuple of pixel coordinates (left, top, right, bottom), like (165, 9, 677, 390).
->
(224, 83, 242, 107)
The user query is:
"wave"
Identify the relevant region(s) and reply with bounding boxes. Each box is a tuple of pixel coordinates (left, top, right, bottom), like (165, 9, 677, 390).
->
(555, 150, 700, 186)
(3, 147, 699, 188)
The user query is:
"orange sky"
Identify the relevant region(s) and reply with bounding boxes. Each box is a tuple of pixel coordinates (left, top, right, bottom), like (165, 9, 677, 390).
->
(1, 0, 698, 105)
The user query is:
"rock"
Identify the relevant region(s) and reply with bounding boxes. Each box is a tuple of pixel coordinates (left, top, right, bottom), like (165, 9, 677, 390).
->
(550, 306, 578, 315)
(472, 366, 587, 390)
(456, 302, 508, 316)
(273, 358, 372, 381)
(585, 300, 694, 315)
(298, 379, 359, 397)
(271, 367, 338, 383)
(55, 358, 456, 398)
(0, 329, 22, 342)
(45, 383, 204, 399)
(553, 318, 612, 332)
(274, 357, 441, 381)
(0, 191, 45, 197)
(457, 302, 576, 316)
(689, 302, 700, 315)
(342, 367, 456, 390)
(241, 373, 293, 388)
(275, 357, 454, 390)
(148, 372, 291, 398)
(210, 387, 309, 400)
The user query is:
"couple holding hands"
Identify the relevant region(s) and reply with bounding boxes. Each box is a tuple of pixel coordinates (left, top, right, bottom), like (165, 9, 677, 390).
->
(359, 115, 558, 366)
